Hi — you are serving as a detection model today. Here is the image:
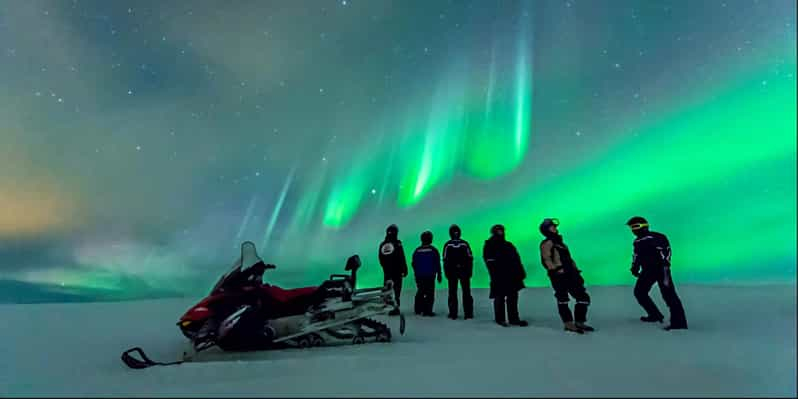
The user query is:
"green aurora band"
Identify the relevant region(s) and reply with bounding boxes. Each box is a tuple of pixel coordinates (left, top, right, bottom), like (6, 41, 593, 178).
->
(311, 56, 796, 290)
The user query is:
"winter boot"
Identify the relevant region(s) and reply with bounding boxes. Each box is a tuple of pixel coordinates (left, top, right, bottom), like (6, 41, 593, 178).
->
(664, 324, 688, 331)
(388, 308, 401, 316)
(509, 319, 529, 327)
(448, 314, 458, 320)
(496, 320, 509, 327)
(564, 321, 585, 334)
(640, 315, 664, 323)
(575, 322, 594, 332)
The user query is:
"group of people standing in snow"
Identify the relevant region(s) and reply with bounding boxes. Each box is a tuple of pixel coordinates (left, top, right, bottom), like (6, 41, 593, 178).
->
(377, 217, 688, 334)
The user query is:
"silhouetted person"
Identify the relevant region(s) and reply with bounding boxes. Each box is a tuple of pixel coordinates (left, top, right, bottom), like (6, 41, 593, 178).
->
(539, 218, 594, 334)
(412, 230, 442, 316)
(627, 216, 688, 331)
(379, 224, 408, 316)
(443, 224, 474, 320)
(483, 224, 528, 327)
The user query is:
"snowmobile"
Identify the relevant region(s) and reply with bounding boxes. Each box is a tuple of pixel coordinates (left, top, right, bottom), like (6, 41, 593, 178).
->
(121, 241, 405, 369)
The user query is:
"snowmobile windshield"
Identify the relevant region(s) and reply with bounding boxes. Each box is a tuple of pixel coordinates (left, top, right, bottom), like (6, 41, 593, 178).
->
(210, 264, 243, 294)
(210, 241, 267, 294)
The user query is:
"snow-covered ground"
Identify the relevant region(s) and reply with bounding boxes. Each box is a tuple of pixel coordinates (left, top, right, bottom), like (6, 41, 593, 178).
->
(1, 284, 795, 397)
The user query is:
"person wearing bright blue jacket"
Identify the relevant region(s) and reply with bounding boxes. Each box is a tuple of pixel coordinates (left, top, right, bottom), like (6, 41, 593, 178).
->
(412, 230, 442, 316)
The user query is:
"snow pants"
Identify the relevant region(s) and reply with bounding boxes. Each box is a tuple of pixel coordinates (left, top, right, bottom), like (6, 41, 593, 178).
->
(447, 275, 473, 318)
(384, 274, 403, 308)
(414, 276, 436, 315)
(634, 268, 687, 327)
(493, 290, 520, 324)
(548, 268, 590, 323)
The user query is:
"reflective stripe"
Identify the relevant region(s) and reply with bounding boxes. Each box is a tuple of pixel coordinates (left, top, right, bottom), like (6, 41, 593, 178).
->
(663, 267, 672, 287)
(557, 301, 570, 304)
(576, 301, 590, 304)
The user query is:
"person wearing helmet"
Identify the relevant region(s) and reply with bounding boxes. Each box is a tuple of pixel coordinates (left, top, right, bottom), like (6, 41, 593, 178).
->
(443, 224, 474, 320)
(539, 218, 594, 334)
(411, 230, 442, 316)
(379, 224, 408, 316)
(483, 224, 528, 327)
(627, 216, 688, 331)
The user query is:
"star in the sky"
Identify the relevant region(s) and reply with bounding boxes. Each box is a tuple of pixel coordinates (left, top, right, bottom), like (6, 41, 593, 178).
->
(136, 145, 141, 151)
(127, 90, 133, 95)
(370, 188, 377, 195)
(341, 0, 347, 5)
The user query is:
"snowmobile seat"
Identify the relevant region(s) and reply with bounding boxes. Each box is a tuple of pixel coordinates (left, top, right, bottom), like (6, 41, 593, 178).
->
(261, 285, 318, 304)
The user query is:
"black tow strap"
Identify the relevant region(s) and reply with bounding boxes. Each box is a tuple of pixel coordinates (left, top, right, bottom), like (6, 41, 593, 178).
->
(121, 347, 185, 369)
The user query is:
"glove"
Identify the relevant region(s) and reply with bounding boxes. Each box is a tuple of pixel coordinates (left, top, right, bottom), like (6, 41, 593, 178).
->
(437, 274, 442, 284)
(631, 267, 640, 278)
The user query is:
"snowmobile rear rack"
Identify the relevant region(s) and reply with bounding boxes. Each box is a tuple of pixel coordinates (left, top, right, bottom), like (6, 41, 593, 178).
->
(121, 347, 185, 369)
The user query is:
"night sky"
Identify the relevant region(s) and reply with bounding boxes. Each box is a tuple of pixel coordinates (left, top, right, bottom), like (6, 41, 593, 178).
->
(1, 0, 795, 303)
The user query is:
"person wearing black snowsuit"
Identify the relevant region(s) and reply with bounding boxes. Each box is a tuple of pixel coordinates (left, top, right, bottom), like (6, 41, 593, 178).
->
(412, 230, 442, 316)
(483, 224, 528, 327)
(379, 224, 408, 316)
(443, 224, 474, 320)
(539, 218, 594, 334)
(627, 216, 688, 331)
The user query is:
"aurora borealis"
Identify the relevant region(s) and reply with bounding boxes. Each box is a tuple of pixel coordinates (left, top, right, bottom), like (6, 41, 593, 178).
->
(0, 0, 795, 303)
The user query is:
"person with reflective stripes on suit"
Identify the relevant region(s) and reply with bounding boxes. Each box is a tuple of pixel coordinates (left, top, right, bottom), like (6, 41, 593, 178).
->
(442, 224, 474, 320)
(539, 218, 594, 334)
(627, 216, 688, 331)
(412, 230, 442, 316)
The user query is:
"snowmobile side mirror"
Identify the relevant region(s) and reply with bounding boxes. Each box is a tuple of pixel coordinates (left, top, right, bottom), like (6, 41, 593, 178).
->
(345, 255, 361, 271)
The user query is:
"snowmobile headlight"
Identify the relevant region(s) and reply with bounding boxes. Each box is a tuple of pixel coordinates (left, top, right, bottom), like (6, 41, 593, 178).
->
(180, 320, 192, 327)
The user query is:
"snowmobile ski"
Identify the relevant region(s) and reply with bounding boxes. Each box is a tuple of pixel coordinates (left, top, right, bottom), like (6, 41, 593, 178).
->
(121, 347, 185, 369)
